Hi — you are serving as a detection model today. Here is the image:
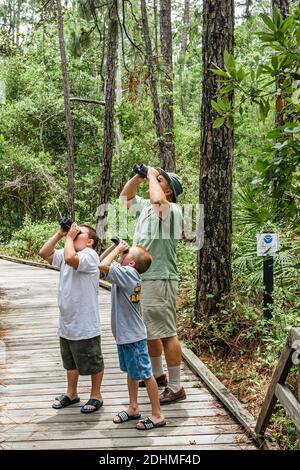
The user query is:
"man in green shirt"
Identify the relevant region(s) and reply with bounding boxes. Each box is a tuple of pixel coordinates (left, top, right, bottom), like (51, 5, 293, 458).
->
(120, 167, 186, 404)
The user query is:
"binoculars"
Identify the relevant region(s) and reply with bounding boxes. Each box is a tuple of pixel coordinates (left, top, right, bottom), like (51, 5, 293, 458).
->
(132, 164, 149, 178)
(59, 217, 81, 237)
(111, 236, 129, 254)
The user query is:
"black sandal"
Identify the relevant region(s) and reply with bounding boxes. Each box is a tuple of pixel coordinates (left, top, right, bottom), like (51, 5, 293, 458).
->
(80, 398, 103, 413)
(113, 410, 141, 424)
(136, 417, 166, 430)
(52, 394, 80, 409)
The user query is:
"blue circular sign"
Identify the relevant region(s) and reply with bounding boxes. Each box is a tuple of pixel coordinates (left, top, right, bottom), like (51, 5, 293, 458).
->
(264, 235, 273, 244)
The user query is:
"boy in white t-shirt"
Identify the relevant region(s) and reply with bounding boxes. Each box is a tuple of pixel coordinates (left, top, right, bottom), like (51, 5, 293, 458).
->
(39, 222, 104, 413)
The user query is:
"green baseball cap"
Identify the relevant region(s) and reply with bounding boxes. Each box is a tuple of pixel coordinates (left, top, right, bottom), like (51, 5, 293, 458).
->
(156, 168, 183, 203)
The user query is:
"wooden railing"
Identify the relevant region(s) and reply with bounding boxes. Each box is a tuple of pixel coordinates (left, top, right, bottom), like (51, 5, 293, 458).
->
(255, 327, 300, 448)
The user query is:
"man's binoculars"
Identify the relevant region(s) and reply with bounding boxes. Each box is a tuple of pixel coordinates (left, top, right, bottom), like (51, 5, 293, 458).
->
(132, 164, 149, 178)
(111, 236, 129, 254)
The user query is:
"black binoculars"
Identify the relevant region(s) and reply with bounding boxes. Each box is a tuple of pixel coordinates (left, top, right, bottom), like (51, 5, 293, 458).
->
(111, 236, 129, 254)
(59, 217, 81, 237)
(133, 164, 149, 178)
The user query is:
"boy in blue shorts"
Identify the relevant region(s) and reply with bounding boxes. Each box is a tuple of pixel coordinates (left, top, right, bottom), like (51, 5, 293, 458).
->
(99, 240, 166, 430)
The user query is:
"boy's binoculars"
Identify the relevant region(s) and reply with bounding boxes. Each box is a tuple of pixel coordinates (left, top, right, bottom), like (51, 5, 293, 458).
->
(111, 236, 129, 254)
(59, 217, 81, 238)
(133, 164, 149, 178)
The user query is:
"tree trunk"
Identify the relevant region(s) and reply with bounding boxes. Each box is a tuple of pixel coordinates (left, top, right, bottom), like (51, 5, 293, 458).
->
(194, 0, 234, 321)
(272, 0, 289, 198)
(160, 0, 176, 172)
(153, 0, 159, 53)
(179, 0, 190, 115)
(56, 0, 75, 218)
(140, 0, 165, 166)
(272, 0, 289, 128)
(115, 1, 125, 195)
(96, 0, 118, 249)
(244, 0, 252, 19)
(272, 0, 289, 19)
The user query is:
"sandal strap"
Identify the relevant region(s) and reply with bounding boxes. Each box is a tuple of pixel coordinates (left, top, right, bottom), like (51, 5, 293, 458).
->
(85, 399, 101, 406)
(142, 417, 154, 429)
(117, 410, 129, 422)
(55, 394, 70, 405)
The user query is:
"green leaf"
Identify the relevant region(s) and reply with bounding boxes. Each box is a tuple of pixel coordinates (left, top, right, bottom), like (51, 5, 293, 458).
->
(213, 117, 225, 128)
(281, 16, 294, 33)
(211, 100, 223, 114)
(260, 14, 276, 32)
(219, 83, 235, 94)
(271, 55, 278, 70)
(296, 27, 300, 45)
(209, 68, 229, 78)
(224, 50, 235, 74)
(236, 67, 245, 82)
(255, 32, 276, 42)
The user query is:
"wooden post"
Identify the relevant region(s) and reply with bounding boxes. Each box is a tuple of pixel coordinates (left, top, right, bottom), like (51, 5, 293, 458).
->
(255, 328, 300, 440)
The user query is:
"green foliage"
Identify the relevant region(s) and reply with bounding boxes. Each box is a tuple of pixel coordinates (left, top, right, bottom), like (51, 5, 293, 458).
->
(5, 216, 60, 259)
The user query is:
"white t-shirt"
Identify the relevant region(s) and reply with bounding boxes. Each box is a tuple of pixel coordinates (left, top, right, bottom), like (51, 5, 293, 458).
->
(52, 248, 101, 340)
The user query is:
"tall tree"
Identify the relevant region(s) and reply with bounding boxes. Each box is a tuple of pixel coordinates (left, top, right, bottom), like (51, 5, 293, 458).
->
(160, 0, 176, 171)
(272, 0, 289, 198)
(272, 0, 289, 128)
(56, 0, 75, 218)
(178, 0, 190, 115)
(96, 0, 118, 249)
(140, 0, 165, 166)
(194, 0, 234, 320)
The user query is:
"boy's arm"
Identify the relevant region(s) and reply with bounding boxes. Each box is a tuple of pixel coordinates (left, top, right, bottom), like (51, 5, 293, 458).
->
(99, 243, 117, 262)
(38, 228, 66, 264)
(120, 174, 144, 209)
(64, 223, 80, 269)
(99, 241, 129, 274)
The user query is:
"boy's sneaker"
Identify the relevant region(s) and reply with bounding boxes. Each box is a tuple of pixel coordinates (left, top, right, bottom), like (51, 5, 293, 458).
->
(160, 386, 186, 404)
(139, 373, 168, 388)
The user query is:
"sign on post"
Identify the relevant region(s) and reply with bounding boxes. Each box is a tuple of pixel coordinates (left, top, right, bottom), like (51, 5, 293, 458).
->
(257, 233, 279, 257)
(257, 233, 279, 320)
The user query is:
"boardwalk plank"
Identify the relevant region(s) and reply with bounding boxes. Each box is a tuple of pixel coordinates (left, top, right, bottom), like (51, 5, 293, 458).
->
(0, 259, 257, 450)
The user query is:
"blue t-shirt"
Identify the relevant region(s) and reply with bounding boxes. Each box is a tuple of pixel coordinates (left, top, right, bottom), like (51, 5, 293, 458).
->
(106, 261, 147, 345)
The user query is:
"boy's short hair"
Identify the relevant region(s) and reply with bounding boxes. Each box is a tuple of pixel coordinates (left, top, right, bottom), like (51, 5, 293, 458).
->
(130, 244, 152, 274)
(80, 224, 99, 249)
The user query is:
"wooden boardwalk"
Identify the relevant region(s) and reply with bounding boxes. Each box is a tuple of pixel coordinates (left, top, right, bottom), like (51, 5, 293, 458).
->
(0, 259, 257, 450)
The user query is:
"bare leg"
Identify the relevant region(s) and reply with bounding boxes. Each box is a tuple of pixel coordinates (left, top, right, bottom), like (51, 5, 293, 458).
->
(81, 371, 104, 411)
(52, 369, 79, 406)
(114, 375, 140, 423)
(147, 338, 163, 358)
(136, 376, 165, 428)
(162, 336, 181, 367)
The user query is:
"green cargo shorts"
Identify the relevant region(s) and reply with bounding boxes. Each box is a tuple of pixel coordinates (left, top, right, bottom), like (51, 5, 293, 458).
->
(60, 336, 104, 376)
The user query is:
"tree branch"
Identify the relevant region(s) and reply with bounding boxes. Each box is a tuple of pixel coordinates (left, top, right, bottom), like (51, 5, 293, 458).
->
(69, 97, 105, 105)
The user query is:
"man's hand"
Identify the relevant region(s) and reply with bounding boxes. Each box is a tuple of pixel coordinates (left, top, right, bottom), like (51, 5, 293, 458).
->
(147, 167, 160, 179)
(115, 240, 129, 253)
(67, 222, 80, 241)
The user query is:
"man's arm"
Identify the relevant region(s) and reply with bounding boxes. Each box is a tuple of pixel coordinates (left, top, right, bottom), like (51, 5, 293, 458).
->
(64, 223, 80, 269)
(120, 174, 144, 209)
(39, 228, 66, 264)
(147, 168, 170, 220)
(99, 241, 129, 274)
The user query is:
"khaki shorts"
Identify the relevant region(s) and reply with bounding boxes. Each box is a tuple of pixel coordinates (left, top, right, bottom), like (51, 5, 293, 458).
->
(60, 336, 104, 376)
(141, 280, 178, 340)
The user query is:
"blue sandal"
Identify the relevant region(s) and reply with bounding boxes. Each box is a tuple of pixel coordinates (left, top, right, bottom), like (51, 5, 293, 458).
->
(52, 394, 80, 409)
(80, 398, 103, 413)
